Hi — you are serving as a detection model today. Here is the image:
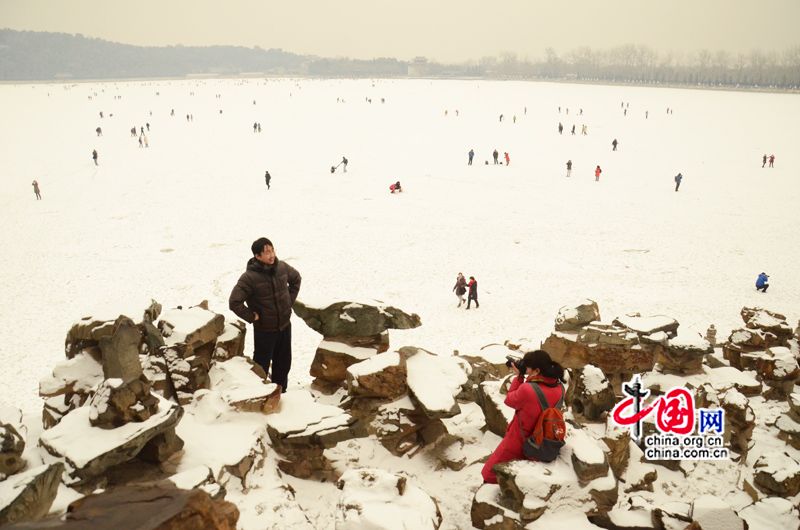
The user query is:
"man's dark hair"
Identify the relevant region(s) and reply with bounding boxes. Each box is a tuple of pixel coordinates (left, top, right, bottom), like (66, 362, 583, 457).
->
(251, 237, 273, 256)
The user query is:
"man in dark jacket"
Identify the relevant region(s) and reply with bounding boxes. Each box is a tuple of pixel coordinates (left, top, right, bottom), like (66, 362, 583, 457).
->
(229, 237, 301, 392)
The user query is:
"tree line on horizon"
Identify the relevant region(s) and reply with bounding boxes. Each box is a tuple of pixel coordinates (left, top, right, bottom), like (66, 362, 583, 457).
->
(1, 29, 798, 90)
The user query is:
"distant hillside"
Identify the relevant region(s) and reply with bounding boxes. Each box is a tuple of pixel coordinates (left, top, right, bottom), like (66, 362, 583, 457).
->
(0, 29, 312, 80)
(1, 29, 798, 90)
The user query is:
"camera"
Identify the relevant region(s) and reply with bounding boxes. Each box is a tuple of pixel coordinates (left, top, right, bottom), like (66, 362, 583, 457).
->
(505, 355, 524, 372)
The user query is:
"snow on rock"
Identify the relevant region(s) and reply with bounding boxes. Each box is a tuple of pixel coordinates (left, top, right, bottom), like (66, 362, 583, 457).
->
(656, 333, 713, 375)
(567, 365, 615, 422)
(495, 456, 616, 523)
(266, 390, 363, 479)
(39, 393, 182, 485)
(752, 451, 800, 496)
(0, 423, 26, 479)
(168, 465, 223, 500)
(405, 347, 468, 419)
(64, 316, 115, 359)
(39, 352, 105, 428)
(526, 509, 605, 529)
(157, 304, 225, 349)
(569, 428, 610, 483)
(555, 300, 601, 332)
(621, 443, 658, 493)
(213, 320, 246, 361)
(741, 307, 794, 339)
(704, 365, 762, 396)
(335, 468, 442, 530)
(690, 494, 745, 530)
(209, 357, 280, 413)
(476, 379, 515, 437)
(470, 483, 522, 530)
(310, 339, 383, 385)
(458, 343, 514, 400)
(0, 463, 63, 525)
(737, 497, 800, 530)
(605, 506, 655, 529)
(176, 389, 268, 488)
(293, 300, 421, 338)
(346, 351, 407, 399)
(613, 314, 679, 338)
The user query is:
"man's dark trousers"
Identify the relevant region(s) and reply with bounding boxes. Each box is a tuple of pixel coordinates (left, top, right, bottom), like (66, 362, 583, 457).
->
(253, 324, 292, 392)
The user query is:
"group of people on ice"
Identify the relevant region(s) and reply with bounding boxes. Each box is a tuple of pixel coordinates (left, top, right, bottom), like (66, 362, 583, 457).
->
(761, 154, 776, 168)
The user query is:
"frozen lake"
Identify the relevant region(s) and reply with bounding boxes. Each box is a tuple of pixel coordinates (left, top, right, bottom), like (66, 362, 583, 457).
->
(1, 77, 799, 410)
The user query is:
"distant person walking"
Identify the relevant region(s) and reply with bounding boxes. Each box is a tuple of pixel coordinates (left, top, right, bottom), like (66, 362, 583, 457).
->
(493, 149, 499, 165)
(762, 154, 767, 168)
(453, 273, 467, 308)
(595, 165, 602, 181)
(468, 149, 474, 166)
(342, 156, 348, 173)
(265, 170, 271, 189)
(92, 149, 98, 166)
(558, 122, 563, 135)
(612, 139, 618, 151)
(466, 276, 479, 309)
(95, 127, 102, 137)
(769, 154, 775, 168)
(566, 160, 572, 177)
(674, 172, 683, 192)
(756, 272, 769, 292)
(504, 152, 510, 166)
(32, 180, 41, 200)
(571, 124, 576, 135)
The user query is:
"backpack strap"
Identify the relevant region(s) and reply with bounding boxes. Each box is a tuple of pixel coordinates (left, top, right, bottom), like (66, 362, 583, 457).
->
(528, 382, 565, 410)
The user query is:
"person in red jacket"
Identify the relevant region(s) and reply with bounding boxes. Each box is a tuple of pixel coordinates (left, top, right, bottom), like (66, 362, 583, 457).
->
(481, 350, 566, 484)
(595, 165, 602, 181)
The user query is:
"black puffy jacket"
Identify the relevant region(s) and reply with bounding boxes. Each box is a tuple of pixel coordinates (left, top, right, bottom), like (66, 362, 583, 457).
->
(229, 258, 301, 331)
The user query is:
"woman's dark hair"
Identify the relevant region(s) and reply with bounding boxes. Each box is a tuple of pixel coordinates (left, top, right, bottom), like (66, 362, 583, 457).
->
(522, 350, 565, 383)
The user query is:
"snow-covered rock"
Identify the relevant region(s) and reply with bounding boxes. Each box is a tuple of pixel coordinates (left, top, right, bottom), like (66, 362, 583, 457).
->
(39, 351, 104, 428)
(0, 423, 25, 479)
(737, 497, 800, 530)
(209, 357, 280, 413)
(656, 334, 713, 375)
(335, 468, 442, 529)
(176, 390, 268, 488)
(345, 350, 407, 399)
(494, 457, 617, 523)
(158, 304, 225, 350)
(213, 320, 247, 361)
(555, 300, 601, 331)
(690, 494, 745, 530)
(570, 428, 610, 484)
(405, 347, 468, 419)
(0, 463, 63, 525)
(266, 390, 364, 479)
(477, 379, 515, 437)
(741, 306, 794, 340)
(470, 483, 523, 529)
(310, 339, 383, 385)
(613, 313, 679, 338)
(567, 365, 616, 421)
(39, 393, 182, 485)
(752, 451, 800, 496)
(293, 300, 421, 338)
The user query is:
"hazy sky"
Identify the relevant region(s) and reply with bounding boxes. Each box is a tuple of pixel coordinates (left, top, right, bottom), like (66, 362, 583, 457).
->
(2, 0, 799, 62)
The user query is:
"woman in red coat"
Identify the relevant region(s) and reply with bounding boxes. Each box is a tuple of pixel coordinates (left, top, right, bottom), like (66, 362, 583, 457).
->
(481, 350, 566, 484)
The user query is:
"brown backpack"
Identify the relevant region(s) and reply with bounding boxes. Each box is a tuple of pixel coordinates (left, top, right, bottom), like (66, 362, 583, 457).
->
(521, 382, 566, 462)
